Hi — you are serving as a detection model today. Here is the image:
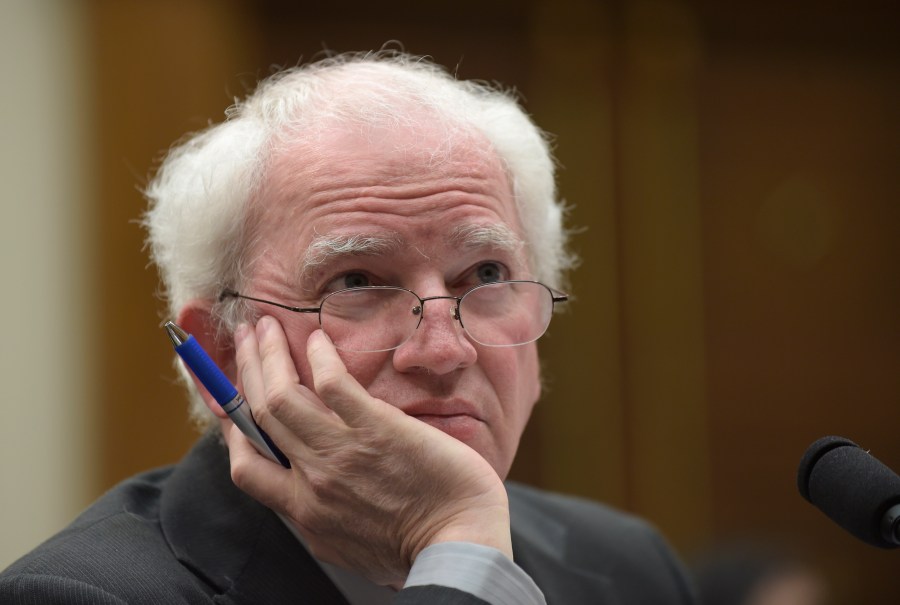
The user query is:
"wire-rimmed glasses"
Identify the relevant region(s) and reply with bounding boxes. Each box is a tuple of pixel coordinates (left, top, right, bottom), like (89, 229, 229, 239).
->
(219, 280, 568, 353)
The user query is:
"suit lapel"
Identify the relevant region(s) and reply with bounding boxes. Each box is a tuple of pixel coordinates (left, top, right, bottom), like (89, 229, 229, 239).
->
(159, 433, 350, 605)
(157, 437, 619, 603)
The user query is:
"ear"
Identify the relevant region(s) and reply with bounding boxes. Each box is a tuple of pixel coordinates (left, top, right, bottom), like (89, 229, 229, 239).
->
(175, 302, 236, 420)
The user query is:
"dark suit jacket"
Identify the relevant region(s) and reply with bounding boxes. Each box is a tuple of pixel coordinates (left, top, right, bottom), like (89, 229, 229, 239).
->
(0, 433, 694, 604)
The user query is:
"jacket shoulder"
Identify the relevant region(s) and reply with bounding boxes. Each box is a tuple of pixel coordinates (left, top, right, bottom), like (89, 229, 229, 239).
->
(0, 466, 210, 604)
(506, 480, 658, 543)
(506, 481, 697, 604)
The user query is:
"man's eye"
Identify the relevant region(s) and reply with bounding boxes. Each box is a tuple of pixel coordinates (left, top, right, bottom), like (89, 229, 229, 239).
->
(475, 262, 506, 283)
(342, 273, 371, 288)
(324, 272, 372, 292)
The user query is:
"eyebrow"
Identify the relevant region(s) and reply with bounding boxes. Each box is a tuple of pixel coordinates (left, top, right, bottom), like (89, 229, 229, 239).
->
(300, 232, 403, 278)
(449, 223, 524, 252)
(298, 223, 523, 282)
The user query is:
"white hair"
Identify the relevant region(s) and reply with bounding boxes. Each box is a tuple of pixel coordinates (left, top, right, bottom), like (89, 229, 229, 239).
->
(143, 51, 575, 427)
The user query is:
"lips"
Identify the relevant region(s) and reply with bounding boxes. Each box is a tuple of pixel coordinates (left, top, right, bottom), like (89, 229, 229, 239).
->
(403, 399, 484, 441)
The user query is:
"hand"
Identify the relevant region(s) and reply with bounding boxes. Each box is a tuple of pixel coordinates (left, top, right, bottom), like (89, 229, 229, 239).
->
(221, 316, 512, 587)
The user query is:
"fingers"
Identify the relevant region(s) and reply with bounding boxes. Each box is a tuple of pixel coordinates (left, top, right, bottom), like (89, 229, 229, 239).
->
(236, 316, 343, 450)
(306, 329, 394, 427)
(254, 316, 303, 397)
(249, 314, 390, 429)
(220, 419, 293, 512)
(235, 317, 314, 447)
(224, 316, 512, 584)
(233, 314, 389, 450)
(233, 323, 265, 409)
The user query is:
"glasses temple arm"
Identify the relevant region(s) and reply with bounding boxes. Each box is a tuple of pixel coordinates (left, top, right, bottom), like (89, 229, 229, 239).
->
(219, 290, 320, 314)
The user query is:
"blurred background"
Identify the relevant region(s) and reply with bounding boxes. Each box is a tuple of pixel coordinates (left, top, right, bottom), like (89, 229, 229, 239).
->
(1, 0, 897, 602)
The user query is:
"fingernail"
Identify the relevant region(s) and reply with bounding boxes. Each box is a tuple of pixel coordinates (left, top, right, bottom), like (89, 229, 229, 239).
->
(308, 329, 331, 346)
(257, 315, 273, 337)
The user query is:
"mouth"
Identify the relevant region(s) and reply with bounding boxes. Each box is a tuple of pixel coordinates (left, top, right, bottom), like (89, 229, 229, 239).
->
(403, 399, 484, 441)
(410, 413, 483, 440)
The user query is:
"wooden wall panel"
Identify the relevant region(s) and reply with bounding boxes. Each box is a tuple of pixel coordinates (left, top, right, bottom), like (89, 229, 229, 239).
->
(525, 0, 629, 511)
(612, 0, 713, 552)
(698, 9, 900, 601)
(88, 0, 263, 490)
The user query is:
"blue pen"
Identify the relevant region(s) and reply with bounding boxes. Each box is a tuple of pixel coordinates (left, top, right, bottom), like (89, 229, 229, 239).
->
(164, 321, 290, 468)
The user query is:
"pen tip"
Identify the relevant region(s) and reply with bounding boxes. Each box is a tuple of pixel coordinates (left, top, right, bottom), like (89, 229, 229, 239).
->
(164, 321, 189, 346)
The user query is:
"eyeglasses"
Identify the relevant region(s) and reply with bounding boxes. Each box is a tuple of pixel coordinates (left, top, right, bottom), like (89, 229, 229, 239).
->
(219, 280, 568, 353)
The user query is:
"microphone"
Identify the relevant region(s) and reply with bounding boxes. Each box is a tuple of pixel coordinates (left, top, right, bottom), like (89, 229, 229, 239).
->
(797, 435, 900, 549)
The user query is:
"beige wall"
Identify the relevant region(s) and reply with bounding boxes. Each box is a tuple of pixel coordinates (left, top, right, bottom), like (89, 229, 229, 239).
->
(0, 1, 95, 569)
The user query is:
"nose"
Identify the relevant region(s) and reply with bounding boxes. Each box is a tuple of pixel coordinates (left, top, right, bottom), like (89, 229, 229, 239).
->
(392, 296, 477, 375)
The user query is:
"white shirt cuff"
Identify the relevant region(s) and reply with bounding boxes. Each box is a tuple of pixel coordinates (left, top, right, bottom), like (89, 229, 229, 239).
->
(403, 542, 546, 605)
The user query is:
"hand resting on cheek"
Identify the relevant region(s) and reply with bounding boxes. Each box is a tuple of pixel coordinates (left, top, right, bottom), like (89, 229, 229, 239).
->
(221, 315, 513, 587)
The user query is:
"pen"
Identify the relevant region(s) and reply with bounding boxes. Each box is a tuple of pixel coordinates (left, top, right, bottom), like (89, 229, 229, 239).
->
(164, 321, 290, 468)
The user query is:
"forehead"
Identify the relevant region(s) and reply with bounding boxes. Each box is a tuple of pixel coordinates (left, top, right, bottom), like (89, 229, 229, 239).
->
(250, 121, 524, 271)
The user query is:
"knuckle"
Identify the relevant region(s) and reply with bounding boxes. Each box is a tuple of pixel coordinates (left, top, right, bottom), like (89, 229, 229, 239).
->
(230, 458, 251, 490)
(305, 469, 337, 500)
(315, 368, 348, 399)
(262, 383, 292, 417)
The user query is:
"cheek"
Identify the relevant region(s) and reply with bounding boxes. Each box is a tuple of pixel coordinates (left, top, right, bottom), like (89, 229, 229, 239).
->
(334, 350, 392, 389)
(505, 348, 541, 452)
(520, 345, 542, 405)
(503, 345, 541, 405)
(488, 345, 541, 427)
(481, 346, 540, 478)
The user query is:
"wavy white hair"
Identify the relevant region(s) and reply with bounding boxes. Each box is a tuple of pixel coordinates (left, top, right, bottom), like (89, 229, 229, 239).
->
(143, 51, 575, 427)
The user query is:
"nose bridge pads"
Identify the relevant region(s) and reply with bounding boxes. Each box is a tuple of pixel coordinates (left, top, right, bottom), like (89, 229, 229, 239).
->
(413, 298, 464, 336)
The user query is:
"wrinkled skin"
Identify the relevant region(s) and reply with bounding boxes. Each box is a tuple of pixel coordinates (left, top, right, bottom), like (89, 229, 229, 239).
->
(222, 320, 512, 587)
(178, 122, 541, 587)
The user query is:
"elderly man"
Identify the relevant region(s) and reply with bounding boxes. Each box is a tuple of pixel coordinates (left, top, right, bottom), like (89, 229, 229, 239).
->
(0, 53, 694, 604)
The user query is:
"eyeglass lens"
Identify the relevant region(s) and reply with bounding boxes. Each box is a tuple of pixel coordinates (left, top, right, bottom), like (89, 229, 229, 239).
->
(319, 281, 554, 352)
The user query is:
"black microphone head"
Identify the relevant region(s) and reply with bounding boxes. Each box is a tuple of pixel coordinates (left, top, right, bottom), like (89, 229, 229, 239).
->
(797, 435, 859, 502)
(797, 436, 900, 549)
